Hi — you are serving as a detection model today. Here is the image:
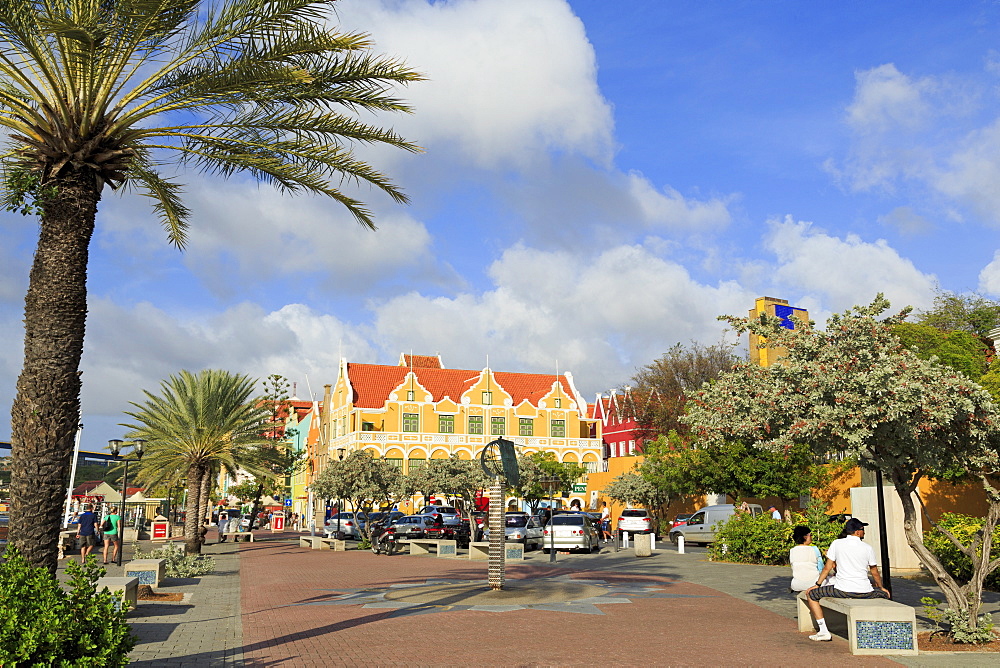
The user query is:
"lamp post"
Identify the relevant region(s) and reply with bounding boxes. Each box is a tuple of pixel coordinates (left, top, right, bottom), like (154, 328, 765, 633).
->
(108, 438, 145, 567)
(335, 447, 346, 539)
(540, 475, 560, 563)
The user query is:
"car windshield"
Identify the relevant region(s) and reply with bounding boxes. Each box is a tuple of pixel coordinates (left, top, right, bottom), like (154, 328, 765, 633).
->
(551, 516, 584, 526)
(621, 510, 647, 518)
(505, 516, 527, 527)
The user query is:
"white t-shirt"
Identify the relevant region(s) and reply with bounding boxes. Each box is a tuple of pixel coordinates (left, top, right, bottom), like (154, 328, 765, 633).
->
(789, 544, 824, 591)
(601, 507, 610, 521)
(771, 509, 782, 520)
(826, 535, 877, 593)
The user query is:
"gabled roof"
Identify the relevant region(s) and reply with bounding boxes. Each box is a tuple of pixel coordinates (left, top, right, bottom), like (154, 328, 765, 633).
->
(344, 363, 576, 410)
(398, 353, 444, 369)
(72, 480, 107, 496)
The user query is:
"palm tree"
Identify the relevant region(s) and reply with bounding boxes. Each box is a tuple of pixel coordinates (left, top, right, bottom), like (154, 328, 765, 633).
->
(1, 0, 421, 569)
(122, 368, 273, 554)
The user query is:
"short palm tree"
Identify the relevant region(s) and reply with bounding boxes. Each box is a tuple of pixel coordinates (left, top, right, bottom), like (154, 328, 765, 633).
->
(2, 0, 421, 569)
(122, 368, 274, 554)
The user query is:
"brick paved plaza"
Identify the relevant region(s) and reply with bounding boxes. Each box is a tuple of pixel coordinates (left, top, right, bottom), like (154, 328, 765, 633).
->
(110, 530, 1000, 666)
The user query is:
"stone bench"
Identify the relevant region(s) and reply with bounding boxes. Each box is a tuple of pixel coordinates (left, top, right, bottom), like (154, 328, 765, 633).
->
(299, 536, 347, 550)
(125, 559, 166, 587)
(468, 541, 524, 560)
(97, 576, 139, 612)
(224, 531, 253, 542)
(797, 591, 917, 655)
(57, 531, 76, 560)
(402, 539, 457, 557)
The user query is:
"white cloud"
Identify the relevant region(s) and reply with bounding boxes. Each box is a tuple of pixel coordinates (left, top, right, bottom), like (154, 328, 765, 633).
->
(334, 0, 615, 169)
(978, 251, 1000, 296)
(934, 119, 1000, 225)
(370, 242, 754, 390)
(763, 216, 937, 311)
(626, 173, 732, 231)
(79, 299, 378, 416)
(846, 64, 933, 134)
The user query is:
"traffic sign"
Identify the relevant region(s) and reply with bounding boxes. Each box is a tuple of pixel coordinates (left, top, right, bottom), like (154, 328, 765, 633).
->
(284, 498, 292, 507)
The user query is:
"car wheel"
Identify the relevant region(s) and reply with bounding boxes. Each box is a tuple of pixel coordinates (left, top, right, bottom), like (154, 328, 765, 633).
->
(669, 533, 678, 545)
(542, 548, 550, 554)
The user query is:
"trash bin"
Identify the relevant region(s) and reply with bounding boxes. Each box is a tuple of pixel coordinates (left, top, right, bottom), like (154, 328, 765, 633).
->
(635, 532, 652, 557)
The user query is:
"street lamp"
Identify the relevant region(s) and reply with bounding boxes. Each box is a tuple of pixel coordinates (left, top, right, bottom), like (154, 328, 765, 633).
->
(107, 438, 145, 567)
(540, 475, 560, 563)
(334, 447, 346, 539)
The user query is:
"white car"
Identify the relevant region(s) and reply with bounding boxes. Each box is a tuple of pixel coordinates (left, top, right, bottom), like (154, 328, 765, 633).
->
(617, 508, 655, 537)
(324, 512, 365, 538)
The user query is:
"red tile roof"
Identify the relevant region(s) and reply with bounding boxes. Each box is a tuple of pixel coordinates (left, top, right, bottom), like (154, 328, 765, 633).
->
(346, 363, 574, 409)
(400, 354, 443, 369)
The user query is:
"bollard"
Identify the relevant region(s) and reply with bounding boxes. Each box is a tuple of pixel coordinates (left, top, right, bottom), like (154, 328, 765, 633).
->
(622, 531, 629, 548)
(677, 534, 685, 554)
(651, 534, 656, 551)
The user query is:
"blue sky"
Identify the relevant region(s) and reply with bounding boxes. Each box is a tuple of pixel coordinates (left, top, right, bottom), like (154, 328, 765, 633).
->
(3, 0, 1000, 451)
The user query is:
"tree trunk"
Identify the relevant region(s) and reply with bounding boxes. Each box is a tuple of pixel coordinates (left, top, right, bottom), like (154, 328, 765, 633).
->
(197, 471, 211, 548)
(894, 479, 968, 619)
(184, 464, 203, 554)
(9, 170, 101, 572)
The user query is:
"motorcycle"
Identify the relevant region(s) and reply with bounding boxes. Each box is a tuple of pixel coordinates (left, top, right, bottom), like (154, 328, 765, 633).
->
(369, 520, 397, 556)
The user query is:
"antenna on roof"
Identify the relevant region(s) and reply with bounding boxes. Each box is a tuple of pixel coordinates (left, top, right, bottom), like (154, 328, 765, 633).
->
(305, 374, 315, 401)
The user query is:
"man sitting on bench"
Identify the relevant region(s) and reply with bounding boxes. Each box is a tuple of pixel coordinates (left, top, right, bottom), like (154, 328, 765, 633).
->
(804, 517, 890, 642)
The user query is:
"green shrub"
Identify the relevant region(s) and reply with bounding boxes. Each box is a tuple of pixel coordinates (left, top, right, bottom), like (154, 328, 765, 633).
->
(708, 511, 793, 564)
(0, 549, 136, 666)
(132, 541, 216, 578)
(922, 597, 998, 644)
(708, 499, 843, 565)
(922, 513, 1000, 591)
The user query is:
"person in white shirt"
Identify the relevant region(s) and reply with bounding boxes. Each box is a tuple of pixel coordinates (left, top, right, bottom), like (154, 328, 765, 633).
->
(803, 518, 890, 642)
(769, 506, 782, 520)
(789, 525, 825, 592)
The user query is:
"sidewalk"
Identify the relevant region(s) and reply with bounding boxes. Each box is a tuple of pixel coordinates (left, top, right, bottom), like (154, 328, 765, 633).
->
(91, 534, 1000, 666)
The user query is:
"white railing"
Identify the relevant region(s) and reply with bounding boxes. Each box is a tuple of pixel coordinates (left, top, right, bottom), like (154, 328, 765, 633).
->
(337, 432, 601, 453)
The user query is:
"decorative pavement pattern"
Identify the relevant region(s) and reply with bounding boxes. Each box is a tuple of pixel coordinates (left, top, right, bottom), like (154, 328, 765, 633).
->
(292, 575, 714, 616)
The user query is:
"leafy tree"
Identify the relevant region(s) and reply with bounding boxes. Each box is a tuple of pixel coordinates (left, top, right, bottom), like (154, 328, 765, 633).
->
(513, 452, 586, 512)
(3, 0, 421, 570)
(915, 290, 1000, 339)
(684, 295, 1000, 634)
(122, 369, 273, 554)
(243, 375, 304, 532)
(408, 455, 490, 533)
(630, 341, 740, 437)
(311, 450, 410, 538)
(893, 322, 988, 380)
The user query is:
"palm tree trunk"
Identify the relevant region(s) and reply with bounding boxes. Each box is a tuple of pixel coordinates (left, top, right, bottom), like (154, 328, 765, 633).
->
(184, 464, 203, 554)
(9, 170, 101, 572)
(197, 470, 211, 547)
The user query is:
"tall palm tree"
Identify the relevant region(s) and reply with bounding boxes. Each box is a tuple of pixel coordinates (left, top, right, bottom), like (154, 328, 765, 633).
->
(1, 0, 421, 569)
(122, 368, 273, 554)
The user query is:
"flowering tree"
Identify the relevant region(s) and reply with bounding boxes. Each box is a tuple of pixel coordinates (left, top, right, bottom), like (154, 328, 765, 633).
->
(311, 451, 410, 538)
(409, 456, 490, 530)
(684, 295, 1000, 633)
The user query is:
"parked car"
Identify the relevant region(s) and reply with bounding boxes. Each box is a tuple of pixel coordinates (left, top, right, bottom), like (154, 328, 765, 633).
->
(367, 511, 405, 527)
(324, 511, 366, 539)
(483, 512, 544, 549)
(671, 513, 693, 529)
(668, 504, 763, 545)
(542, 514, 600, 553)
(424, 518, 472, 548)
(419, 505, 461, 526)
(393, 515, 437, 540)
(617, 508, 655, 537)
(239, 515, 261, 530)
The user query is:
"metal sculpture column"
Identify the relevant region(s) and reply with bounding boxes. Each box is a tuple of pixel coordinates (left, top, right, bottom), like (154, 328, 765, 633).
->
(487, 476, 505, 590)
(480, 437, 519, 592)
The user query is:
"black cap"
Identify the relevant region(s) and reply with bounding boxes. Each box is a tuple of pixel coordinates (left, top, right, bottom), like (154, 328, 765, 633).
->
(844, 518, 869, 533)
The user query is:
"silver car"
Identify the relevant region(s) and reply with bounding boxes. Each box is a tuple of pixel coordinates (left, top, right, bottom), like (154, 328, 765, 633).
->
(483, 512, 544, 549)
(542, 513, 600, 553)
(324, 512, 365, 539)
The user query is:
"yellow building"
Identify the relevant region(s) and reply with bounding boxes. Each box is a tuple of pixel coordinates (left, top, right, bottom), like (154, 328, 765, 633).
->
(748, 296, 809, 367)
(313, 354, 602, 507)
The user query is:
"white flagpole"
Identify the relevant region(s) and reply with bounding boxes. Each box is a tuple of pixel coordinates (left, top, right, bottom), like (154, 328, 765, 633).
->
(63, 423, 83, 527)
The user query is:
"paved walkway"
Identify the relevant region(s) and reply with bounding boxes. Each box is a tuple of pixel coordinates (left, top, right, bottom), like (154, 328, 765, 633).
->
(68, 533, 1000, 666)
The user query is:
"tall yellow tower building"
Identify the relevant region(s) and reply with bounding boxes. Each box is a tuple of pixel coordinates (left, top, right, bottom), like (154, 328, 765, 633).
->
(748, 296, 809, 367)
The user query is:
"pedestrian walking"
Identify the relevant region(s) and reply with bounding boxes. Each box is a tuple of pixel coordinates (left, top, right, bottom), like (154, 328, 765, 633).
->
(76, 503, 98, 563)
(218, 510, 229, 542)
(101, 505, 122, 564)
